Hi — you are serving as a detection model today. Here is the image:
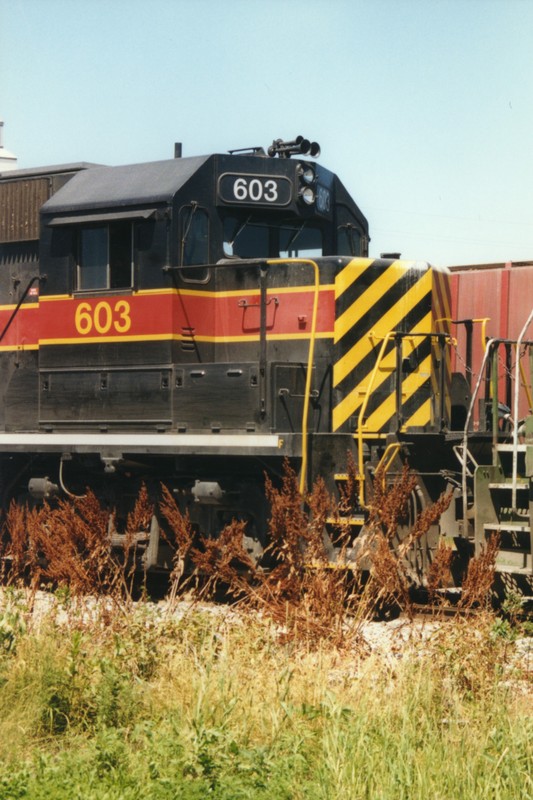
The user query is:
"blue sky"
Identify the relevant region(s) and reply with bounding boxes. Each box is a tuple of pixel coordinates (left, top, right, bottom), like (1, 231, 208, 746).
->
(1, 0, 532, 266)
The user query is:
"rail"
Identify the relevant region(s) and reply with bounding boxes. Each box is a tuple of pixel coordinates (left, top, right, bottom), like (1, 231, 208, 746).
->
(512, 309, 533, 510)
(267, 258, 320, 495)
(0, 274, 45, 343)
(435, 317, 488, 390)
(356, 330, 452, 508)
(355, 331, 396, 506)
(519, 354, 533, 415)
(373, 442, 402, 496)
(461, 338, 497, 534)
(461, 325, 533, 530)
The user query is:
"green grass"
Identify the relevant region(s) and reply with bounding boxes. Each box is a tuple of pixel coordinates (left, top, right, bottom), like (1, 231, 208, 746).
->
(0, 589, 530, 799)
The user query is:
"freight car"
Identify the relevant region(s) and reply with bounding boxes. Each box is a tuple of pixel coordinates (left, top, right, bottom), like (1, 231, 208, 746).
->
(0, 136, 531, 595)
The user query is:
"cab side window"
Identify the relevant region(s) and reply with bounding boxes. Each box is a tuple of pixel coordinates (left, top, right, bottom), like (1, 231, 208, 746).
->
(78, 222, 133, 291)
(179, 205, 210, 282)
(337, 222, 362, 257)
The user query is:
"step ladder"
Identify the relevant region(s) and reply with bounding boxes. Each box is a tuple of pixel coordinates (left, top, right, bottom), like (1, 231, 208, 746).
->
(474, 445, 532, 576)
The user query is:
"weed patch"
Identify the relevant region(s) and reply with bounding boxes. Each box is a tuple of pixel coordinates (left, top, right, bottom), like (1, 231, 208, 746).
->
(0, 459, 504, 654)
(0, 599, 529, 799)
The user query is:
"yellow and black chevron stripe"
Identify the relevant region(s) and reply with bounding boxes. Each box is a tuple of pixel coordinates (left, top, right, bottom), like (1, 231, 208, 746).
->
(332, 258, 452, 434)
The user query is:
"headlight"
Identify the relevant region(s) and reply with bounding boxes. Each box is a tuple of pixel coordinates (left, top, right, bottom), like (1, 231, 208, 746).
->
(300, 186, 315, 205)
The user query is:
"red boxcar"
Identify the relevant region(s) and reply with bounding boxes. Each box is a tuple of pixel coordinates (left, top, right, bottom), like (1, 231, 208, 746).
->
(450, 261, 533, 421)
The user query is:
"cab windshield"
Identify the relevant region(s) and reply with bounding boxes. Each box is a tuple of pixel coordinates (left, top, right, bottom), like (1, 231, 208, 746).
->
(222, 214, 323, 259)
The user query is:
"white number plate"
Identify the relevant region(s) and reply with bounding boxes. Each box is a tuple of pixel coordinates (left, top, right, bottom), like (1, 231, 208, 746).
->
(218, 173, 292, 206)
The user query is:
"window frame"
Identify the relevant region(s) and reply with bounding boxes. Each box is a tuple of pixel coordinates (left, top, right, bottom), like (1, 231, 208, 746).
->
(77, 224, 109, 291)
(178, 203, 211, 284)
(76, 222, 134, 293)
(222, 212, 325, 260)
(335, 206, 365, 258)
(47, 208, 157, 295)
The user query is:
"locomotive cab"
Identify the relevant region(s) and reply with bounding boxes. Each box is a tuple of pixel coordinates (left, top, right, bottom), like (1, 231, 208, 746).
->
(39, 145, 369, 290)
(33, 141, 369, 437)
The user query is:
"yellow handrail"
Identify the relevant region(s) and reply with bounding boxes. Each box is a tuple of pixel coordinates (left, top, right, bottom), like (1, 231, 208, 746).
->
(355, 329, 453, 507)
(376, 442, 402, 489)
(356, 330, 397, 507)
(435, 315, 489, 349)
(267, 258, 320, 495)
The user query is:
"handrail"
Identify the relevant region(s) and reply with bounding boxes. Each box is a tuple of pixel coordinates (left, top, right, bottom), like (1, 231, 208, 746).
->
(461, 338, 496, 535)
(435, 316, 489, 347)
(0, 275, 45, 343)
(356, 331, 397, 506)
(453, 443, 478, 477)
(356, 329, 452, 508)
(435, 316, 488, 391)
(267, 258, 320, 495)
(512, 309, 533, 510)
(517, 346, 533, 417)
(476, 318, 490, 351)
(461, 325, 533, 528)
(374, 442, 401, 492)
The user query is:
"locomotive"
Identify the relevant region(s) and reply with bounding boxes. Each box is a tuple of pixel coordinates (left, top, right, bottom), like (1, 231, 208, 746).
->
(0, 136, 531, 594)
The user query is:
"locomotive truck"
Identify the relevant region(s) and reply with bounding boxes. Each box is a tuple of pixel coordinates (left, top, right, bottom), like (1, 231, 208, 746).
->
(0, 136, 531, 595)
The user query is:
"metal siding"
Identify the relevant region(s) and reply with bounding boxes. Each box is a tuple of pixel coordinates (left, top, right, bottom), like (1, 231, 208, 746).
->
(507, 267, 533, 338)
(450, 264, 533, 420)
(0, 179, 50, 242)
(451, 267, 533, 357)
(451, 265, 533, 357)
(450, 269, 500, 389)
